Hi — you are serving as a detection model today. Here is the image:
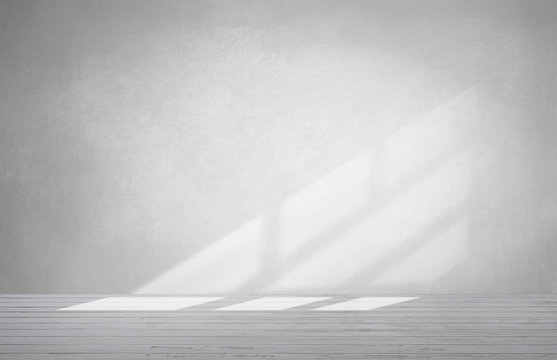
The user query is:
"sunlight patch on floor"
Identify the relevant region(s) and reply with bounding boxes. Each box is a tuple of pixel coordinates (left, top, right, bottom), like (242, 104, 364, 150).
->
(314, 296, 417, 311)
(215, 297, 328, 311)
(59, 297, 222, 311)
(58, 296, 420, 311)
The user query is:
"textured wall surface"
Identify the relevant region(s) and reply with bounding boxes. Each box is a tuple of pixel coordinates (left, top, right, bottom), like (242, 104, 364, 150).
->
(0, 0, 556, 293)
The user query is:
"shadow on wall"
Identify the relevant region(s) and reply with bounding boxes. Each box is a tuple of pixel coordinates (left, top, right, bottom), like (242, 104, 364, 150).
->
(0, 0, 555, 293)
(136, 87, 478, 294)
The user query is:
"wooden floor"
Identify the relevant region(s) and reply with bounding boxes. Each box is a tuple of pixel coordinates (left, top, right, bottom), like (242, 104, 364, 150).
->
(1, 294, 556, 359)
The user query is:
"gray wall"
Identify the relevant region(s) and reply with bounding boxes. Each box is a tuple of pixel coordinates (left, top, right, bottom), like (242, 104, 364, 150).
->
(0, 0, 556, 294)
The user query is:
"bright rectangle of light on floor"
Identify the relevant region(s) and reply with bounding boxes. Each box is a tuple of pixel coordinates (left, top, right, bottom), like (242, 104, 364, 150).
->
(59, 297, 222, 311)
(216, 297, 328, 311)
(314, 297, 418, 311)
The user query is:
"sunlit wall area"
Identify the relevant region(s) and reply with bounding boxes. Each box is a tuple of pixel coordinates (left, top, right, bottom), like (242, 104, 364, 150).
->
(0, 0, 555, 293)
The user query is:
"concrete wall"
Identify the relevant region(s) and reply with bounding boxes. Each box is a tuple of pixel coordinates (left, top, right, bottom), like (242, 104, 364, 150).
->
(0, 0, 556, 294)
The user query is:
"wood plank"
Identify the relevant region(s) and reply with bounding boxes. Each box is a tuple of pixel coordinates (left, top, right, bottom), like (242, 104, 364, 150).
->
(1, 330, 557, 337)
(1, 325, 557, 337)
(2, 343, 557, 354)
(0, 355, 556, 360)
(1, 318, 555, 326)
(2, 335, 557, 345)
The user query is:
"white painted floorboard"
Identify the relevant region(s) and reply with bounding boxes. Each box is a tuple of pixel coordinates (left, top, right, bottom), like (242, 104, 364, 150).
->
(0, 295, 556, 359)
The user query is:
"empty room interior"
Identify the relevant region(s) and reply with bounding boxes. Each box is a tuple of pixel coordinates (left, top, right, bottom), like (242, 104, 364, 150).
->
(0, 0, 556, 359)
